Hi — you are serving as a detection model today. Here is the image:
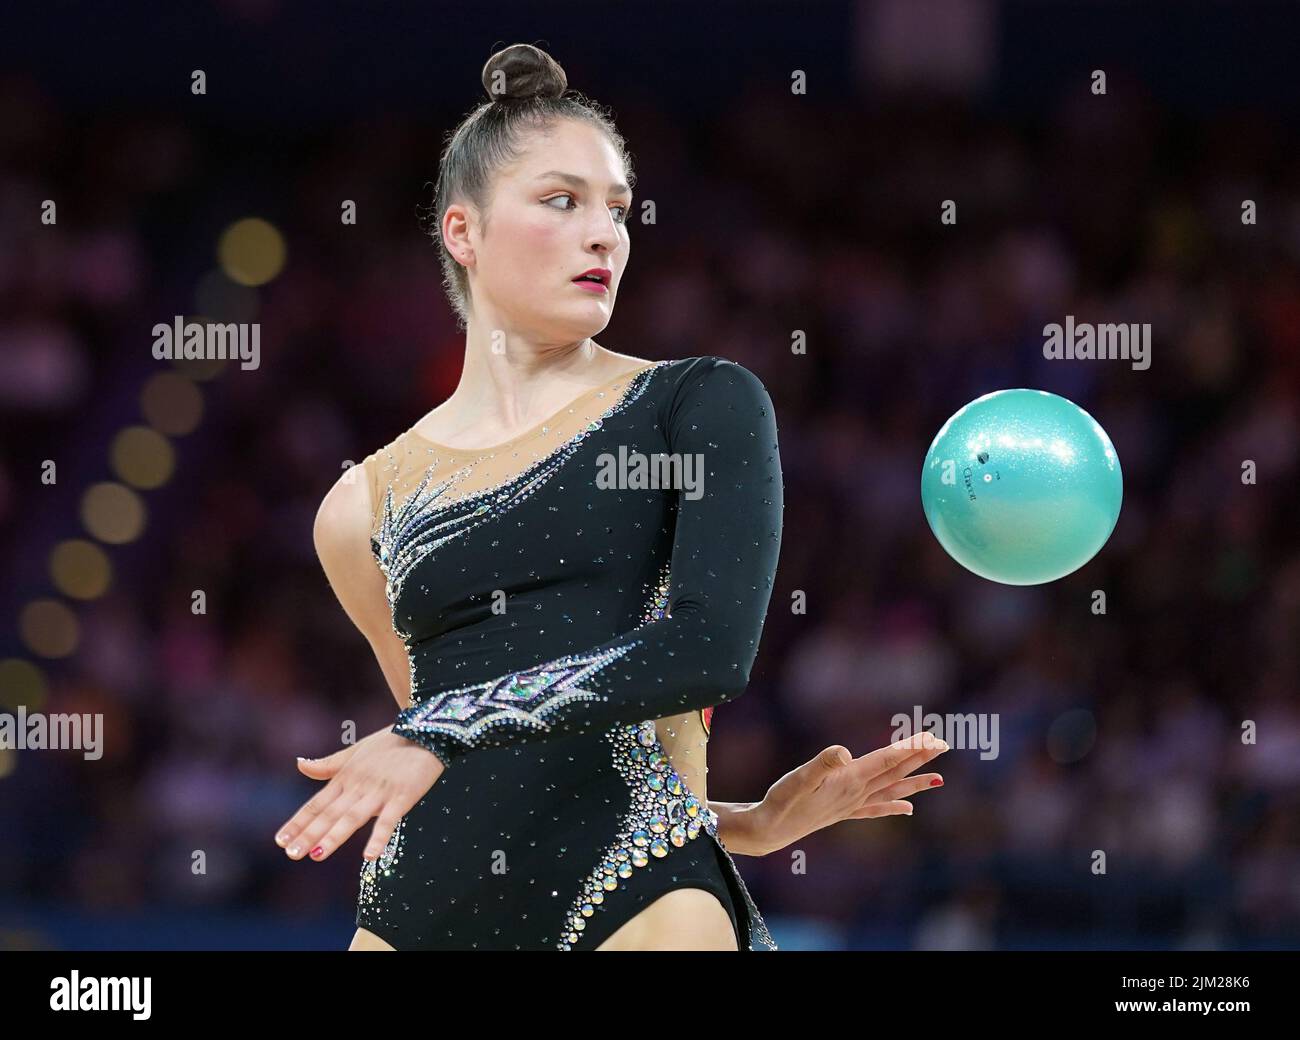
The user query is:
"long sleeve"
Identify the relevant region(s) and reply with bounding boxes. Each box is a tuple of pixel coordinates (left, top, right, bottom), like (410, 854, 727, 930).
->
(391, 358, 783, 769)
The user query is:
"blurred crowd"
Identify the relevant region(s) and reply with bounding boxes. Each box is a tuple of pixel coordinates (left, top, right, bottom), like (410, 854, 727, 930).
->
(1, 35, 1298, 950)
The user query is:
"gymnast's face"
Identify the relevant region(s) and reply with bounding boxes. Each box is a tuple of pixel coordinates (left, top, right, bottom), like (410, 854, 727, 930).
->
(458, 118, 632, 341)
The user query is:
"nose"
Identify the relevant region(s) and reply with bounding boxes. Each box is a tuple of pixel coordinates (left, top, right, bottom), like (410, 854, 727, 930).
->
(584, 208, 622, 255)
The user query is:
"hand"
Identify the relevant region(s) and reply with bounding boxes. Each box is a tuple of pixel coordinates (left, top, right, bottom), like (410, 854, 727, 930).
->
(747, 732, 950, 855)
(274, 726, 445, 863)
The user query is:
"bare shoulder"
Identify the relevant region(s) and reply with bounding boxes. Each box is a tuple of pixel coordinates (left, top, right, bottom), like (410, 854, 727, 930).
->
(314, 460, 374, 565)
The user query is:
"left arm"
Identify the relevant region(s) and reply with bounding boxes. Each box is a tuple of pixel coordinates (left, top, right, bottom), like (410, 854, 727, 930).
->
(391, 359, 784, 769)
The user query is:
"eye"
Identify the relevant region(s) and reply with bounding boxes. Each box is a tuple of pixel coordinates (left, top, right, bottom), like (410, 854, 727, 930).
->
(544, 193, 632, 225)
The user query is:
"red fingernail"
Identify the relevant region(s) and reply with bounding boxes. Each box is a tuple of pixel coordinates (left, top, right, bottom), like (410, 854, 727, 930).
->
(310, 846, 324, 858)
(930, 778, 944, 786)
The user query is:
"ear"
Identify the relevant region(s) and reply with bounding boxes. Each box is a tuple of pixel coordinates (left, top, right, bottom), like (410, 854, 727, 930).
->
(443, 202, 475, 267)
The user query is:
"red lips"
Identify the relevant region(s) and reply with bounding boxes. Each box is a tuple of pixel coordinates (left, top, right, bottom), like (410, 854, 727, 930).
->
(573, 267, 611, 286)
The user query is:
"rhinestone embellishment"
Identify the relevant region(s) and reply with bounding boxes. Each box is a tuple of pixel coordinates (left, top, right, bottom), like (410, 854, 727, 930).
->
(357, 818, 407, 926)
(552, 560, 777, 951)
(394, 642, 642, 751)
(556, 719, 720, 950)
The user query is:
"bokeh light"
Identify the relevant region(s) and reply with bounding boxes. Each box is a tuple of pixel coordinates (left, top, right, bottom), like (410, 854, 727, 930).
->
(140, 371, 204, 436)
(18, 600, 79, 659)
(80, 482, 147, 544)
(0, 658, 48, 710)
(110, 426, 176, 490)
(50, 539, 113, 600)
(217, 217, 286, 286)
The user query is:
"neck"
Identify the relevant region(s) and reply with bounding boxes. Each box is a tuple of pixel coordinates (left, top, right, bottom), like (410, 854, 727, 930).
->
(438, 324, 620, 437)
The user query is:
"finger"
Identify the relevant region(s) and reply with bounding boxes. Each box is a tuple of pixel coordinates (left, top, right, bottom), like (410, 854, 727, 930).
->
(886, 731, 948, 760)
(811, 744, 934, 806)
(297, 746, 354, 780)
(867, 750, 946, 795)
(873, 773, 944, 803)
(830, 740, 938, 794)
(846, 799, 914, 820)
(309, 798, 382, 863)
(781, 744, 855, 796)
(863, 734, 949, 785)
(822, 745, 854, 768)
(286, 789, 364, 860)
(363, 808, 407, 862)
(806, 744, 854, 780)
(275, 781, 346, 851)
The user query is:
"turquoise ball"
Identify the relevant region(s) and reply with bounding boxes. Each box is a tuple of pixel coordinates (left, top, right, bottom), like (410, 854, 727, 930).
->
(921, 389, 1123, 585)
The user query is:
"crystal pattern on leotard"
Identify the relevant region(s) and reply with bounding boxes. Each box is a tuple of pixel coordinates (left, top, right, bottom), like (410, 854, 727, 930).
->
(555, 719, 722, 952)
(370, 361, 669, 623)
(556, 562, 778, 951)
(393, 642, 642, 755)
(371, 454, 557, 617)
(357, 817, 406, 929)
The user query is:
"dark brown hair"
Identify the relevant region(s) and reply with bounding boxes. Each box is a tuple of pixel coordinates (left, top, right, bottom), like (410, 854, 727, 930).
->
(419, 43, 635, 329)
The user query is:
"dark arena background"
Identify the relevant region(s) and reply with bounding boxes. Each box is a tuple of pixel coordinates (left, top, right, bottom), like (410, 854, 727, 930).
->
(1, 0, 1298, 970)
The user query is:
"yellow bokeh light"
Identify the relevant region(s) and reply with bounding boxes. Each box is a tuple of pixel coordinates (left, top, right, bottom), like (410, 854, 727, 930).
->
(81, 482, 147, 544)
(0, 659, 47, 709)
(19, 600, 79, 659)
(218, 217, 286, 286)
(50, 540, 113, 600)
(141, 372, 204, 435)
(110, 426, 176, 490)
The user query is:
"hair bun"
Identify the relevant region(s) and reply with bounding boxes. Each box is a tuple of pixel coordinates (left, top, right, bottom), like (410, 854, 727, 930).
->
(481, 43, 568, 103)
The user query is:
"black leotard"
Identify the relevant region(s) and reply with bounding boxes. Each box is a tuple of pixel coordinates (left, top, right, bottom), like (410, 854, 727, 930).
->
(355, 356, 782, 950)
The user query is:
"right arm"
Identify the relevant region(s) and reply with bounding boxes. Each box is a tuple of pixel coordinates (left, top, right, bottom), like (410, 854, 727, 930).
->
(312, 462, 413, 711)
(272, 460, 444, 867)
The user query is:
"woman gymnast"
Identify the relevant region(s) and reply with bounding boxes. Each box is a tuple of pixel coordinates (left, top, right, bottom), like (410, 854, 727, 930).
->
(274, 42, 949, 951)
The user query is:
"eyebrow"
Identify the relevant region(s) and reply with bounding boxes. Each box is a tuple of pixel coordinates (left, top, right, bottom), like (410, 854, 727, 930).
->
(536, 170, 632, 196)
